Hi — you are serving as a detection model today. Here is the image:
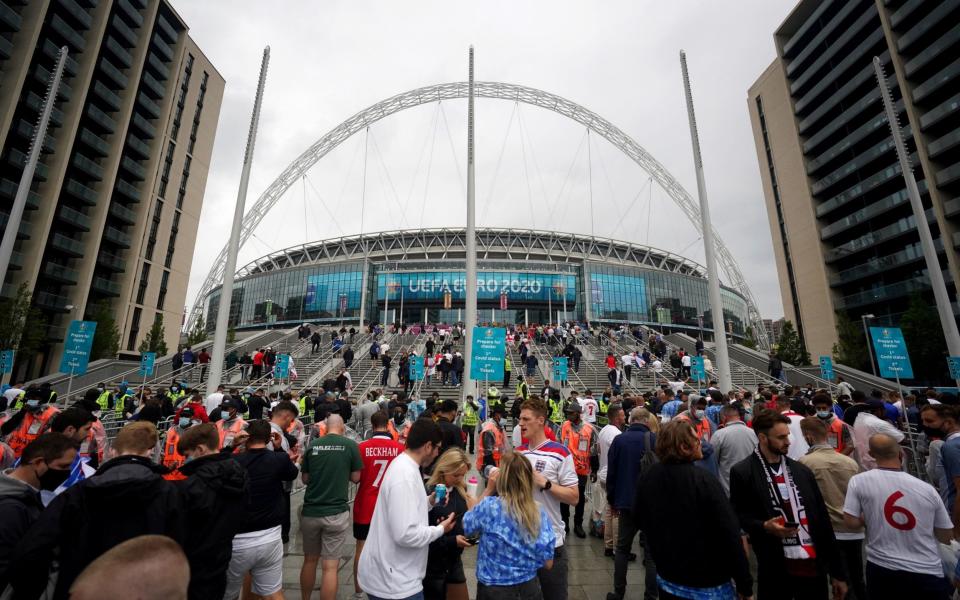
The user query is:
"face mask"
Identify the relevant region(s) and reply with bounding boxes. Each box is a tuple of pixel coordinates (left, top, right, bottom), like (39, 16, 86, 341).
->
(26, 399, 39, 409)
(816, 410, 832, 419)
(92, 410, 102, 419)
(694, 410, 705, 419)
(184, 455, 195, 464)
(171, 386, 178, 393)
(39, 466, 71, 491)
(179, 417, 191, 428)
(96, 387, 104, 393)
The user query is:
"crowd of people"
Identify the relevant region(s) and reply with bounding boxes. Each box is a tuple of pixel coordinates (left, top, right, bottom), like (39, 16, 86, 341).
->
(1, 321, 960, 600)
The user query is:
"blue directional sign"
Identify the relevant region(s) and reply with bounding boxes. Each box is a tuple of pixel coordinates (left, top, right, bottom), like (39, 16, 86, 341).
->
(690, 356, 706, 380)
(0, 350, 13, 375)
(948, 356, 960, 380)
(869, 327, 914, 379)
(59, 320, 97, 375)
(819, 355, 835, 381)
(409, 355, 424, 381)
(274, 354, 290, 379)
(139, 352, 156, 377)
(552, 357, 568, 382)
(470, 327, 506, 381)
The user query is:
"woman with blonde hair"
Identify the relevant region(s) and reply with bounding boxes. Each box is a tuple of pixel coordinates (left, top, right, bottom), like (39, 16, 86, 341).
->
(463, 452, 556, 600)
(423, 449, 476, 600)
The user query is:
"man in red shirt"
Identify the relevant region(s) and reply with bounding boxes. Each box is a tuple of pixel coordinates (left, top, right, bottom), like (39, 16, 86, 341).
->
(174, 391, 209, 423)
(353, 410, 404, 598)
(197, 348, 211, 382)
(252, 348, 265, 380)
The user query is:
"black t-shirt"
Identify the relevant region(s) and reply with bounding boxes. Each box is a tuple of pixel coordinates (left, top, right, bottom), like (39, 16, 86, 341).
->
(426, 486, 467, 576)
(233, 449, 299, 533)
(247, 395, 269, 420)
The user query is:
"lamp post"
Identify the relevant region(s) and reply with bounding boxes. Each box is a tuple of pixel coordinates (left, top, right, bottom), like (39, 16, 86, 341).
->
(697, 313, 704, 341)
(861, 313, 877, 376)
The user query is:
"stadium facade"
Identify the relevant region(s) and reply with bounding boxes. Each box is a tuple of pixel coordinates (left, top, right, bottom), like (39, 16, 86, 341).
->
(203, 228, 751, 342)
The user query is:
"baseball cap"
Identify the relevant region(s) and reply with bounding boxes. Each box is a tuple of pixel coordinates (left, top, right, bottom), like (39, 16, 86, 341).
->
(564, 402, 582, 414)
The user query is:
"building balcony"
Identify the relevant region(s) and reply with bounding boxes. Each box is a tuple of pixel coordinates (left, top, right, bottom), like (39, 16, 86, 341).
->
(34, 291, 72, 312)
(42, 39, 80, 76)
(0, 2, 22, 30)
(64, 178, 99, 206)
(91, 276, 121, 296)
(836, 277, 932, 310)
(42, 262, 79, 284)
(85, 103, 116, 134)
(50, 233, 85, 257)
(50, 14, 85, 51)
(71, 153, 104, 181)
(26, 91, 65, 126)
(110, 13, 137, 47)
(125, 133, 150, 159)
(0, 179, 40, 209)
(14, 119, 55, 152)
(115, 0, 143, 27)
(131, 112, 155, 139)
(913, 58, 960, 105)
(936, 162, 960, 188)
(98, 56, 128, 89)
(819, 186, 915, 240)
(114, 178, 140, 202)
(97, 250, 126, 272)
(0, 212, 31, 239)
(7, 149, 48, 181)
(104, 35, 132, 68)
(828, 242, 933, 286)
(137, 91, 161, 119)
(32, 64, 72, 101)
(56, 205, 91, 231)
(141, 70, 165, 99)
(120, 156, 146, 180)
(92, 80, 121, 111)
(0, 36, 13, 60)
(825, 209, 936, 263)
(155, 15, 178, 44)
(109, 201, 137, 224)
(78, 127, 110, 157)
(146, 53, 169, 80)
(103, 226, 131, 248)
(150, 34, 173, 61)
(56, 0, 93, 30)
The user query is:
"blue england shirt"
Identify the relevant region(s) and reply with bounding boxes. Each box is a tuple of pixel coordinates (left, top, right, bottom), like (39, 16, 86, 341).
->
(462, 496, 556, 586)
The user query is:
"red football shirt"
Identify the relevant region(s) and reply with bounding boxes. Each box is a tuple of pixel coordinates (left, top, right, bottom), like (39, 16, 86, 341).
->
(354, 433, 405, 524)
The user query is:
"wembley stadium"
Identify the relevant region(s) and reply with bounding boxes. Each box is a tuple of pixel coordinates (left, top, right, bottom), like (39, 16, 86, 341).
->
(202, 227, 751, 342)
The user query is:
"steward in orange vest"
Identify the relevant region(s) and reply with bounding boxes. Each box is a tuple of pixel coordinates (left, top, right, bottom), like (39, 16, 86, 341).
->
(813, 396, 854, 456)
(215, 400, 247, 450)
(2, 390, 59, 459)
(476, 406, 508, 472)
(559, 403, 598, 476)
(162, 406, 198, 481)
(674, 399, 716, 443)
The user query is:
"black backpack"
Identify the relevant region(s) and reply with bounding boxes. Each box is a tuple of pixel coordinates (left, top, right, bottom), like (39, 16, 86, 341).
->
(637, 432, 659, 479)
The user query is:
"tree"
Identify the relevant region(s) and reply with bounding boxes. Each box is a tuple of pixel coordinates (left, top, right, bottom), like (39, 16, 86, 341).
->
(139, 314, 168, 356)
(89, 300, 120, 360)
(227, 326, 236, 345)
(0, 283, 47, 366)
(900, 293, 948, 383)
(187, 315, 206, 347)
(832, 311, 870, 372)
(741, 326, 758, 350)
(776, 320, 810, 366)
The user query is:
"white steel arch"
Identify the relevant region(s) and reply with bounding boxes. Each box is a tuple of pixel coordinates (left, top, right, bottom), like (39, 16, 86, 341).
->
(189, 81, 768, 348)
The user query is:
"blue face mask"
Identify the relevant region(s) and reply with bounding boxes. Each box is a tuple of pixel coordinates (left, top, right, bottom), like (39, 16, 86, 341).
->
(183, 455, 195, 464)
(816, 410, 832, 419)
(694, 409, 705, 419)
(178, 417, 191, 428)
(171, 386, 179, 393)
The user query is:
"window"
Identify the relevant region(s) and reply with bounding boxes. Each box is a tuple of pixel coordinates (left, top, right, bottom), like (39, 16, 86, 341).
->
(136, 262, 150, 305)
(127, 307, 142, 351)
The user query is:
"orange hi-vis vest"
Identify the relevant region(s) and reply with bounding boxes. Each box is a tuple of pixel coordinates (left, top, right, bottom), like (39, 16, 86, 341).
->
(7, 406, 59, 458)
(475, 421, 505, 471)
(675, 413, 713, 442)
(162, 428, 187, 481)
(826, 418, 848, 453)
(216, 417, 247, 449)
(560, 421, 594, 476)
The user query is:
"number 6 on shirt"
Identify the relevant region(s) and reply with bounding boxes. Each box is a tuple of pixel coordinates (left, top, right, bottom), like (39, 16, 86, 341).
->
(883, 491, 917, 531)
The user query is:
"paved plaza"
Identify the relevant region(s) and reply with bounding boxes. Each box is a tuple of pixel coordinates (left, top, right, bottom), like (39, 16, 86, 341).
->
(282, 478, 650, 600)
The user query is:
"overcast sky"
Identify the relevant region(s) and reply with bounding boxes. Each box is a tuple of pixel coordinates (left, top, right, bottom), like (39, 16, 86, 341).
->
(173, 0, 795, 325)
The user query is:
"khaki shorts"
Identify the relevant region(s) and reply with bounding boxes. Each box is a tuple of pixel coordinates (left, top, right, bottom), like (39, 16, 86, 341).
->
(300, 510, 351, 559)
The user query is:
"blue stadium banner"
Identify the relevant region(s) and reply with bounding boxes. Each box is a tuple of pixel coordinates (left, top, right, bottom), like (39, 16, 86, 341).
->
(470, 327, 505, 381)
(690, 356, 705, 380)
(552, 357, 568, 382)
(869, 327, 914, 379)
(59, 320, 97, 375)
(409, 355, 424, 381)
(818, 355, 834, 381)
(0, 350, 13, 374)
(139, 352, 157, 377)
(274, 354, 290, 379)
(948, 356, 960, 380)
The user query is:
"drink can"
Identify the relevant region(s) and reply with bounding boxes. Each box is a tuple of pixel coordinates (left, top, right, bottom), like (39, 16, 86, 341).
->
(435, 483, 447, 504)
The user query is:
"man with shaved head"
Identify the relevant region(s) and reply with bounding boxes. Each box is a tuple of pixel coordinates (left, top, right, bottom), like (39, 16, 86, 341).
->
(69, 535, 189, 600)
(843, 433, 954, 599)
(299, 413, 363, 600)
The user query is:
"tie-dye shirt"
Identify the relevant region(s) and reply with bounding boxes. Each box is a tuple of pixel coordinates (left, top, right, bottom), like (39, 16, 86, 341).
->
(462, 496, 555, 586)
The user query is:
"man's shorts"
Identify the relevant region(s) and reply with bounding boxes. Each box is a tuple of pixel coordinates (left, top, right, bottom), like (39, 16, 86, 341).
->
(223, 537, 283, 599)
(301, 510, 351, 559)
(353, 522, 371, 541)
